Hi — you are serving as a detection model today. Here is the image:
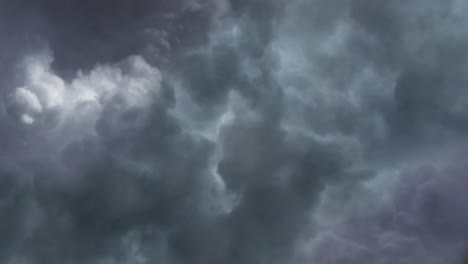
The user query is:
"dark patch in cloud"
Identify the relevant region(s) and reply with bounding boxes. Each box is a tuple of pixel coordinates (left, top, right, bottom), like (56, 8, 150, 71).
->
(2, 0, 217, 78)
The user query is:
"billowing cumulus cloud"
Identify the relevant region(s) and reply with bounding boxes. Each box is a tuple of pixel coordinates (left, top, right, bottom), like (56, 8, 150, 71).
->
(0, 0, 468, 263)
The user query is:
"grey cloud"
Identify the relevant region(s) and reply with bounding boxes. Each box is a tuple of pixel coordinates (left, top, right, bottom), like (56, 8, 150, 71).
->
(1, 0, 218, 78)
(299, 150, 468, 263)
(1, 0, 468, 263)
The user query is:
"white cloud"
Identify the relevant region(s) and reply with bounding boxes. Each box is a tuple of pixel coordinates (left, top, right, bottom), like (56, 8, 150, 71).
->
(14, 52, 162, 145)
(15, 87, 43, 113)
(22, 54, 66, 110)
(21, 114, 34, 125)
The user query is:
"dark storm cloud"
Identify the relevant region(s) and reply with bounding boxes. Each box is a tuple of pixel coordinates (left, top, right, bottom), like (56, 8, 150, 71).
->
(1, 0, 468, 263)
(1, 0, 218, 78)
(272, 0, 468, 159)
(299, 149, 468, 263)
(349, 0, 468, 141)
(37, 0, 216, 73)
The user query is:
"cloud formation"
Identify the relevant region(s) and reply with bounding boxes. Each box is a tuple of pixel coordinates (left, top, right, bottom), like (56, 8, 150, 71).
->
(298, 150, 468, 264)
(1, 0, 468, 263)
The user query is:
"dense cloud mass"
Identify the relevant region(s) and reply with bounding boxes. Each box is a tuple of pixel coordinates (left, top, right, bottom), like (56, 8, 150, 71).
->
(1, 0, 468, 263)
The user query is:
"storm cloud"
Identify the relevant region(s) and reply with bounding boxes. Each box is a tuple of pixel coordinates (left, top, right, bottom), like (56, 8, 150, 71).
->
(0, 0, 468, 263)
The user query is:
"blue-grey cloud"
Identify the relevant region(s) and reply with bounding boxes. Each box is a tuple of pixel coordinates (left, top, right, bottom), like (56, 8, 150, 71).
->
(1, 0, 468, 263)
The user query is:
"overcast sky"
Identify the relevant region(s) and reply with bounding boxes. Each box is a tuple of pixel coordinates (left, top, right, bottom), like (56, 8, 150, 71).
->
(1, 0, 468, 263)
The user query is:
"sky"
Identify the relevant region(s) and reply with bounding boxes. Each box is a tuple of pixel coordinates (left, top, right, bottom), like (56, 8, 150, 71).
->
(1, 0, 468, 263)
